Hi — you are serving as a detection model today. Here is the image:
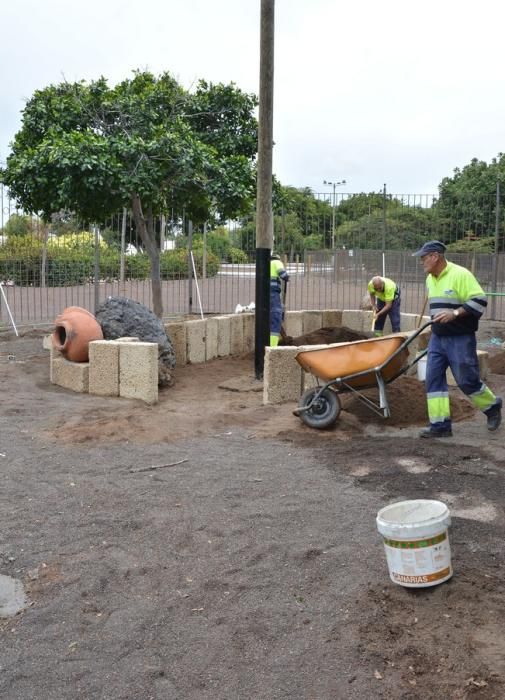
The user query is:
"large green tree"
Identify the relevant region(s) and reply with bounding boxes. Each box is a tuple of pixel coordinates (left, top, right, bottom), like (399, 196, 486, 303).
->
(334, 194, 438, 250)
(435, 155, 505, 248)
(1, 71, 258, 316)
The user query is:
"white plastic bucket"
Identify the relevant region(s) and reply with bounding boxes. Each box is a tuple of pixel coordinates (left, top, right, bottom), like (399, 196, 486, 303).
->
(417, 355, 427, 381)
(376, 499, 452, 588)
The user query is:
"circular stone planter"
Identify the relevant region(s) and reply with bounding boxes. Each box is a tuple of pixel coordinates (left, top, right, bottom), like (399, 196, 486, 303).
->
(52, 306, 103, 362)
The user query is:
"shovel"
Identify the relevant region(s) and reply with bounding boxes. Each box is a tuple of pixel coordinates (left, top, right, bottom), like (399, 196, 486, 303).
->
(417, 296, 428, 328)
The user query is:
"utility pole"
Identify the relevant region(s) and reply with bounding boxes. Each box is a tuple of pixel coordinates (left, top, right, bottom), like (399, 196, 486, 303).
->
(187, 219, 193, 315)
(255, 0, 275, 379)
(323, 179, 346, 249)
(382, 183, 387, 251)
(491, 178, 501, 320)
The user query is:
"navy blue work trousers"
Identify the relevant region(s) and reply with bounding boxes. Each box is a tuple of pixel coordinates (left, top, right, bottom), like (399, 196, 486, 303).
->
(374, 293, 401, 333)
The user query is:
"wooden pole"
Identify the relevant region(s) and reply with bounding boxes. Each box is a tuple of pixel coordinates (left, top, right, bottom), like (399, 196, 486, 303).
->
(254, 0, 275, 379)
(417, 296, 428, 328)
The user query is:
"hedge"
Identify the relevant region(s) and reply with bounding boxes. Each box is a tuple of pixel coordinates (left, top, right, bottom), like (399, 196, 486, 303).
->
(0, 237, 220, 286)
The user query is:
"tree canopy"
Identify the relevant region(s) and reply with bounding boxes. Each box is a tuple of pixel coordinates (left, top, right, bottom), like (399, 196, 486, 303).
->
(1, 71, 258, 315)
(434, 155, 505, 248)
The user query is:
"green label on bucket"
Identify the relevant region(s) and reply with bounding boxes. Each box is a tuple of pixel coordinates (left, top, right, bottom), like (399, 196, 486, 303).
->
(383, 532, 446, 549)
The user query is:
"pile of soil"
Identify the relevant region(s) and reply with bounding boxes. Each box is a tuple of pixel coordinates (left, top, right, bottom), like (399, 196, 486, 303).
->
(488, 351, 505, 374)
(341, 375, 476, 426)
(280, 325, 370, 346)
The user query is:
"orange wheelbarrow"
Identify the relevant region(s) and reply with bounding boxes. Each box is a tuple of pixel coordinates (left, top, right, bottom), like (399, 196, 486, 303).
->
(293, 322, 432, 429)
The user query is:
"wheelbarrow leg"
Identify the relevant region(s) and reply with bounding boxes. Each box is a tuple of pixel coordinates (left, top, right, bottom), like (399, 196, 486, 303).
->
(376, 372, 391, 418)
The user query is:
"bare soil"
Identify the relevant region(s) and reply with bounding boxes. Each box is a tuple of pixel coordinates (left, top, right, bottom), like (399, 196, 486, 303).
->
(2, 324, 505, 699)
(279, 325, 370, 346)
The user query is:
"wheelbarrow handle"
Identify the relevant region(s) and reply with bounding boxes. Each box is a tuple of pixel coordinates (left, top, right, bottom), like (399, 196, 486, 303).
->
(369, 320, 433, 379)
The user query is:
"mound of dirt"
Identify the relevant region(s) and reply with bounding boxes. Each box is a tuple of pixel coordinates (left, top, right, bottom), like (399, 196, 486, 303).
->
(341, 375, 476, 426)
(488, 351, 505, 374)
(280, 325, 370, 346)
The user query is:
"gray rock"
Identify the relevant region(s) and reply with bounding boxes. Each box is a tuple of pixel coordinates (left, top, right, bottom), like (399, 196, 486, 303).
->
(95, 297, 176, 386)
(0, 574, 28, 617)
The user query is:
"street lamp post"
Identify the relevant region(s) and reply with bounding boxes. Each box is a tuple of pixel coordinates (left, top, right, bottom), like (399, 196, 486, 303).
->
(323, 179, 346, 250)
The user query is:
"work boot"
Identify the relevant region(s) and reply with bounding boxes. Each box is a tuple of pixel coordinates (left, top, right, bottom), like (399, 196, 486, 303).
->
(419, 427, 453, 439)
(486, 400, 502, 432)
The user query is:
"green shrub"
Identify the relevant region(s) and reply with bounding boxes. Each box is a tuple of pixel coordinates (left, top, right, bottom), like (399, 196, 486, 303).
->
(47, 231, 108, 251)
(160, 249, 220, 278)
(0, 239, 220, 286)
(226, 247, 249, 263)
(45, 254, 94, 286)
(0, 236, 44, 285)
(125, 254, 150, 279)
(3, 214, 34, 237)
(446, 235, 495, 253)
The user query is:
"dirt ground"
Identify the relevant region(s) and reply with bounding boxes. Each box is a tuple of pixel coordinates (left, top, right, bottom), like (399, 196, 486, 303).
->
(2, 322, 505, 699)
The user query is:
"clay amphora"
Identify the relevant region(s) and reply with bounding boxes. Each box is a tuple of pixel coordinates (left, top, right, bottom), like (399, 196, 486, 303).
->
(52, 306, 103, 362)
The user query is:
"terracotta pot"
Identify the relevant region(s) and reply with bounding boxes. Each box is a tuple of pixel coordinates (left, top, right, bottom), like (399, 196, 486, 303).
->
(52, 306, 103, 362)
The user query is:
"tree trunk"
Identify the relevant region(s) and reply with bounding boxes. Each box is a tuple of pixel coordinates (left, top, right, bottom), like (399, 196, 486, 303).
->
(131, 194, 163, 318)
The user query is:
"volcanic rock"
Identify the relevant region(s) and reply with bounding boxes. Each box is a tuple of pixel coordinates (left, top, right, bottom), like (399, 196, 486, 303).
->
(95, 297, 176, 386)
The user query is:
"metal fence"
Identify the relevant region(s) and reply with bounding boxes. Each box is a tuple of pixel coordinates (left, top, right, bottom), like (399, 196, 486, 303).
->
(1, 248, 505, 329)
(1, 185, 505, 328)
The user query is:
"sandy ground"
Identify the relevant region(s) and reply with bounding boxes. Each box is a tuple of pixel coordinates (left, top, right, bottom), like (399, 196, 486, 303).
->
(2, 323, 505, 699)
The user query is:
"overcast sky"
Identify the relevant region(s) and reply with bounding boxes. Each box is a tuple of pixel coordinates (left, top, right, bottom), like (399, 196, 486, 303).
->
(1, 0, 504, 197)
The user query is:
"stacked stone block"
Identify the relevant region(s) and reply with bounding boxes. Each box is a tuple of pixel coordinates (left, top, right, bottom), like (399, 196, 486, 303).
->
(88, 341, 119, 396)
(50, 355, 90, 393)
(242, 313, 255, 352)
(263, 346, 303, 405)
(185, 320, 206, 364)
(205, 317, 219, 361)
(165, 322, 187, 366)
(50, 338, 159, 404)
(119, 341, 158, 404)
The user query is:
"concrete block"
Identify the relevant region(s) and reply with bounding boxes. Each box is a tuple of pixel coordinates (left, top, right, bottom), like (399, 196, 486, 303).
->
(242, 313, 255, 352)
(51, 354, 89, 393)
(399, 313, 419, 332)
(165, 322, 186, 366)
(342, 310, 364, 332)
(447, 350, 489, 386)
(206, 317, 218, 361)
(303, 311, 323, 334)
(116, 336, 139, 342)
(321, 310, 343, 328)
(263, 346, 303, 404)
(230, 314, 244, 355)
(119, 342, 158, 404)
(284, 311, 304, 338)
(186, 319, 206, 364)
(43, 334, 52, 350)
(215, 316, 231, 357)
(88, 340, 119, 396)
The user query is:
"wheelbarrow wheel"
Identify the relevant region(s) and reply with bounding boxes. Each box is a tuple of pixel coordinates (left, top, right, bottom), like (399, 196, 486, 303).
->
(298, 387, 341, 429)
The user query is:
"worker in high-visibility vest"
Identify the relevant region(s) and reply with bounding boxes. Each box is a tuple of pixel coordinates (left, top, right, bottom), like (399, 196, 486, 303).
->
(270, 253, 289, 347)
(367, 276, 401, 336)
(413, 239, 502, 438)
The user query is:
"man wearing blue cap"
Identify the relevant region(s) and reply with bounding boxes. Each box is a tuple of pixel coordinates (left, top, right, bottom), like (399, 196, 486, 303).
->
(413, 240, 502, 438)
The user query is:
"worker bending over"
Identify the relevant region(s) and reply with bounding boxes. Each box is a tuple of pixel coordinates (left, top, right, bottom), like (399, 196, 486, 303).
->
(368, 275, 401, 336)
